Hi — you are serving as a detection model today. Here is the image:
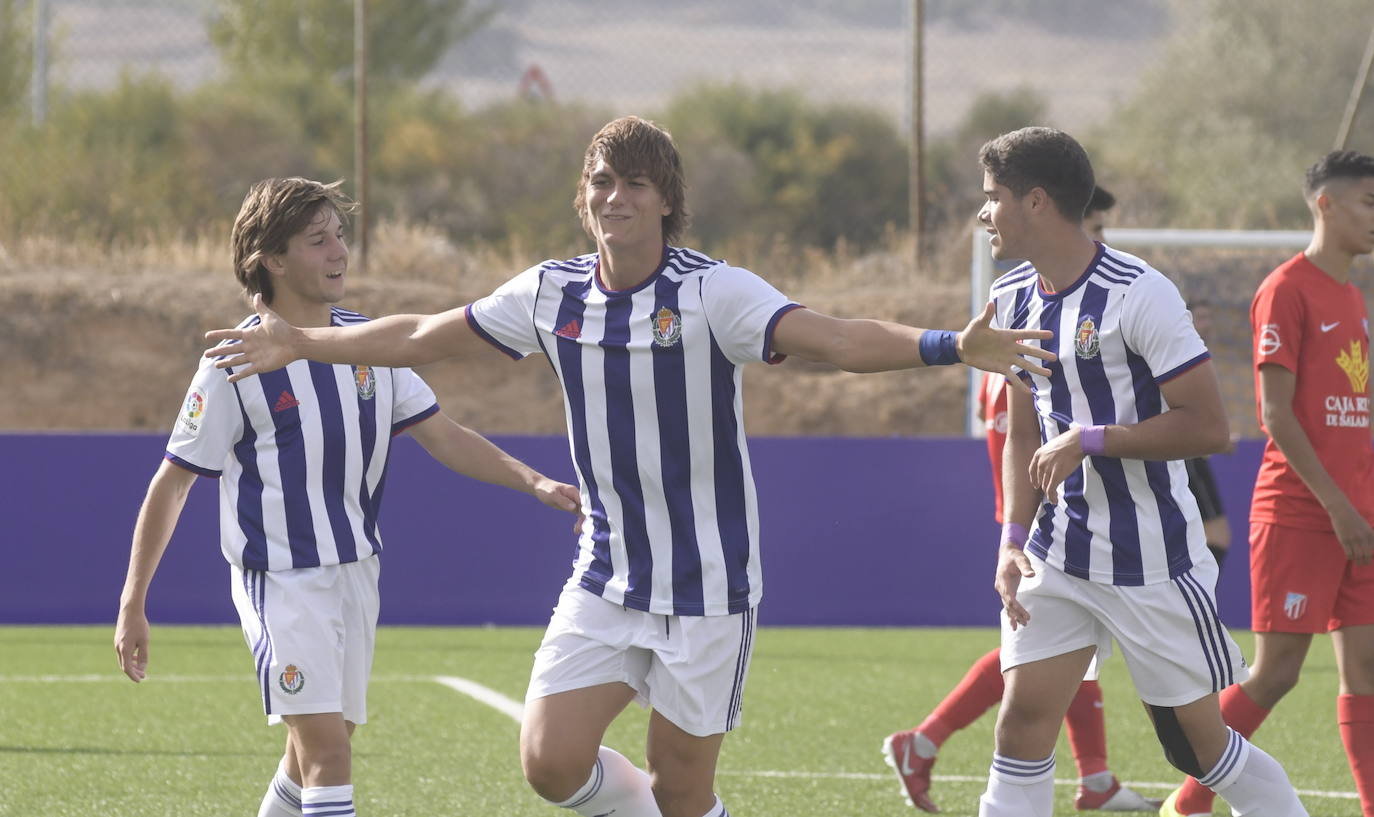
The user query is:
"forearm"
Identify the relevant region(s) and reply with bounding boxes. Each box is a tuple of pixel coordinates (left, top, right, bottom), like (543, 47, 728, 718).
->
(120, 471, 193, 612)
(808, 318, 925, 373)
(1095, 406, 1229, 460)
(1002, 428, 1042, 530)
(415, 419, 547, 496)
(1265, 409, 1353, 512)
(296, 310, 466, 368)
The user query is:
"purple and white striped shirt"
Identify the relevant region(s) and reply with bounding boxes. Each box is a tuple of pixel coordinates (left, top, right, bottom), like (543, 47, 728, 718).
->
(990, 244, 1212, 586)
(466, 246, 800, 616)
(166, 307, 438, 571)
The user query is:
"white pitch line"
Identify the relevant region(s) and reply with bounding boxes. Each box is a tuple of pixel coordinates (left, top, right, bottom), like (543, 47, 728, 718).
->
(0, 673, 442, 683)
(728, 769, 1357, 800)
(8, 673, 1356, 803)
(433, 675, 526, 722)
(421, 677, 1358, 803)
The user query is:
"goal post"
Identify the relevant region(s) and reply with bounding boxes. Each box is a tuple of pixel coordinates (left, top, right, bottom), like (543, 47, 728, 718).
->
(966, 228, 1312, 436)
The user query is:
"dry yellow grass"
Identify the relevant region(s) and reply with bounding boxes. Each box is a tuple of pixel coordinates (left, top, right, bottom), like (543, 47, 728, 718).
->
(9, 220, 1361, 437)
(0, 221, 968, 435)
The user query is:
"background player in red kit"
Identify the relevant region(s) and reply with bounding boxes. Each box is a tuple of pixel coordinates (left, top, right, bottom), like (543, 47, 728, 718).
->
(1162, 150, 1374, 817)
(882, 188, 1159, 814)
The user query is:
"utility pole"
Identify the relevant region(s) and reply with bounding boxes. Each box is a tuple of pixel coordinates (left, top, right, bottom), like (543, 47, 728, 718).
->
(1335, 22, 1374, 150)
(909, 0, 925, 267)
(354, 0, 369, 275)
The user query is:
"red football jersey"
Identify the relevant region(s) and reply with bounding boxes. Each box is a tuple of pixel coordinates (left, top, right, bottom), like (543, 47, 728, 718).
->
(1251, 253, 1374, 530)
(978, 372, 1009, 524)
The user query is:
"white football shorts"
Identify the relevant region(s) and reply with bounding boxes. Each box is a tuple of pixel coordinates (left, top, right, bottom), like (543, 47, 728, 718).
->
(1001, 550, 1248, 707)
(229, 555, 381, 725)
(526, 585, 757, 737)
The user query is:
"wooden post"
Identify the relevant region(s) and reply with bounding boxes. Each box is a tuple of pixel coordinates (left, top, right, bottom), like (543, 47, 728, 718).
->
(354, 0, 369, 275)
(1336, 22, 1374, 150)
(909, 0, 925, 267)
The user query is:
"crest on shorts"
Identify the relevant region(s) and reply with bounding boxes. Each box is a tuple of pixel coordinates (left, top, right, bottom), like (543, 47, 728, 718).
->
(1074, 315, 1100, 360)
(354, 365, 376, 400)
(652, 306, 683, 348)
(278, 664, 306, 694)
(1283, 592, 1308, 621)
(179, 387, 206, 435)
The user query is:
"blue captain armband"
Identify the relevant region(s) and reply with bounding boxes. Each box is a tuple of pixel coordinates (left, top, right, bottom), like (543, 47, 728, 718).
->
(918, 329, 960, 366)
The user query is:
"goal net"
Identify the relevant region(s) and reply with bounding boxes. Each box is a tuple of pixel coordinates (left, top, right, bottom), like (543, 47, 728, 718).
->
(966, 228, 1320, 437)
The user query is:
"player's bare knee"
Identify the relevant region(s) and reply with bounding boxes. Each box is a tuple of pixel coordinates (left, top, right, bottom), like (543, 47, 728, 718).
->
(520, 746, 589, 803)
(648, 773, 711, 816)
(1251, 663, 1303, 701)
(1146, 704, 1206, 778)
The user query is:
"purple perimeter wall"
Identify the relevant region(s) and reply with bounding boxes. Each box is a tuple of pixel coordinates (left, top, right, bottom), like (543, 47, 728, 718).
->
(2, 433, 1261, 628)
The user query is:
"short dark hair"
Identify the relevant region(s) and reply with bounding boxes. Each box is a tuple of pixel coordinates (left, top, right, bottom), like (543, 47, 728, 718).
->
(1304, 150, 1374, 197)
(232, 178, 354, 304)
(1086, 185, 1116, 215)
(575, 116, 690, 244)
(979, 127, 1095, 221)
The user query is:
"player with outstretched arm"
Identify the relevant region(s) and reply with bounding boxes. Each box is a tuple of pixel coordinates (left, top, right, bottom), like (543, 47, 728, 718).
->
(196, 117, 1056, 817)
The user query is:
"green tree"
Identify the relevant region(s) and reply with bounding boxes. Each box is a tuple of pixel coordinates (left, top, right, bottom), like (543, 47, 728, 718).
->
(923, 86, 1050, 228)
(1097, 0, 1374, 228)
(208, 0, 494, 85)
(662, 84, 908, 249)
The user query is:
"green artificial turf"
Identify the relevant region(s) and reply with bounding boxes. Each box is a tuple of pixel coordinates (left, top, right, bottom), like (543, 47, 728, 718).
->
(0, 626, 1357, 816)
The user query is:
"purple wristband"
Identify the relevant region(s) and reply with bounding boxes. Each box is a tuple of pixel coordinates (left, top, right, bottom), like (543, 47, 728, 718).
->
(1001, 522, 1028, 549)
(1080, 425, 1106, 456)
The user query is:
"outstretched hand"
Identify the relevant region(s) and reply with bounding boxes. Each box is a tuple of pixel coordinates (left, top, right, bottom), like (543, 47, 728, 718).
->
(203, 294, 301, 384)
(956, 302, 1055, 394)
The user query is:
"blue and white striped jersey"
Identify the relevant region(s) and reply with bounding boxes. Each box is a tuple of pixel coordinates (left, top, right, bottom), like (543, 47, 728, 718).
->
(990, 244, 1211, 586)
(466, 246, 801, 616)
(166, 307, 439, 571)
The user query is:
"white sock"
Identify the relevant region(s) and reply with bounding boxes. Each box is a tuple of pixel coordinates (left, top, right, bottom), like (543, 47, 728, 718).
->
(1081, 769, 1115, 793)
(1203, 729, 1308, 817)
(554, 746, 661, 817)
(258, 760, 303, 817)
(978, 752, 1056, 817)
(302, 784, 356, 817)
(698, 795, 729, 817)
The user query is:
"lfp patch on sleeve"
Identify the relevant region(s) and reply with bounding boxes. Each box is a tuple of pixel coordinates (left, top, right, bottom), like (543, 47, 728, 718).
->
(179, 387, 207, 436)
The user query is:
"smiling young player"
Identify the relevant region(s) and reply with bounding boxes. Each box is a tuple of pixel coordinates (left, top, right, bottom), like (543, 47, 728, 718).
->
(114, 177, 580, 817)
(973, 127, 1306, 817)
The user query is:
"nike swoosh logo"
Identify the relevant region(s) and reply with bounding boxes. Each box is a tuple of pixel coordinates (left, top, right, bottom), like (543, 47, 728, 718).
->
(1322, 321, 1340, 332)
(900, 742, 916, 776)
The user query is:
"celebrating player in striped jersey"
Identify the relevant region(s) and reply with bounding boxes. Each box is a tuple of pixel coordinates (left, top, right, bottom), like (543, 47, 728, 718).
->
(114, 178, 580, 817)
(1162, 151, 1374, 817)
(975, 127, 1307, 817)
(198, 116, 1055, 817)
(883, 187, 1160, 814)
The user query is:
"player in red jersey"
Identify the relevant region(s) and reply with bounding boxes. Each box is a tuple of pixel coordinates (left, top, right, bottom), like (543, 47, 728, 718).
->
(1162, 151, 1374, 817)
(882, 189, 1160, 813)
